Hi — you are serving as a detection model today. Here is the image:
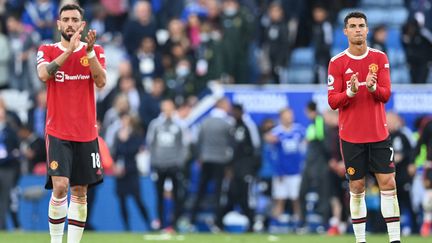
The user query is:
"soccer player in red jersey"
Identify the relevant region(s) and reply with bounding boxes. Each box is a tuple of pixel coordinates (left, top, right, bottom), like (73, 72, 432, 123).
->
(36, 4, 106, 243)
(327, 12, 400, 243)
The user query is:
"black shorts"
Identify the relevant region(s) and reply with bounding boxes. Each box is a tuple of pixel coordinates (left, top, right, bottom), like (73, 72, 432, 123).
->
(340, 137, 395, 180)
(45, 134, 104, 189)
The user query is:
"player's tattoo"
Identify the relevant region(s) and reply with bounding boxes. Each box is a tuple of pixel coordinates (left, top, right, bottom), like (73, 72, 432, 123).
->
(46, 61, 60, 75)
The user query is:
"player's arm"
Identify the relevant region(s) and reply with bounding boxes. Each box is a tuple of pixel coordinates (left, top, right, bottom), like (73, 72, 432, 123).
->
(367, 54, 391, 103)
(85, 29, 106, 88)
(37, 23, 85, 82)
(327, 60, 352, 110)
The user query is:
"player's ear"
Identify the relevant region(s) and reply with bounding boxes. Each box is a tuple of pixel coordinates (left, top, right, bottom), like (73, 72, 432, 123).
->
(56, 19, 61, 31)
(343, 27, 347, 36)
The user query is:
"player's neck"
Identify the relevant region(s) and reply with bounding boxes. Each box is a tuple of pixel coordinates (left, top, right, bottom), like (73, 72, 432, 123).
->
(60, 38, 71, 49)
(347, 44, 368, 56)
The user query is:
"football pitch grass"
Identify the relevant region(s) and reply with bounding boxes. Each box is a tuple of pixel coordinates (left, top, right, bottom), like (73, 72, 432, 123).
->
(0, 232, 430, 243)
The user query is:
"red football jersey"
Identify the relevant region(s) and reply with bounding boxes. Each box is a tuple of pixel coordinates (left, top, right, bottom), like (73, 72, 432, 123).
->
(327, 47, 391, 143)
(36, 42, 106, 142)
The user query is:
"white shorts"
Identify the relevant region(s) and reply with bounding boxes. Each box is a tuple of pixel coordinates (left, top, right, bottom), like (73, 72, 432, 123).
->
(272, 174, 302, 200)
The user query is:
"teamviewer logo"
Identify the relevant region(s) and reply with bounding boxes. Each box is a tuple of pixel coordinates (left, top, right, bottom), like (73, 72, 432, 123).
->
(55, 71, 64, 82)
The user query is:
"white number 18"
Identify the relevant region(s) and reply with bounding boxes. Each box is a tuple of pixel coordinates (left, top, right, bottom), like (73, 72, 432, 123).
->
(91, 152, 101, 168)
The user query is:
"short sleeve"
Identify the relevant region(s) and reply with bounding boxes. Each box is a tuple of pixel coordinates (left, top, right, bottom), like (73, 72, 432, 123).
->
(94, 45, 106, 70)
(36, 45, 51, 69)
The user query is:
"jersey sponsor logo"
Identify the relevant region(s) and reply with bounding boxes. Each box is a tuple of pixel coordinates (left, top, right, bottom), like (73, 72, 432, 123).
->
(55, 71, 65, 82)
(327, 75, 334, 85)
(50, 160, 59, 170)
(347, 167, 355, 176)
(80, 56, 90, 67)
(345, 68, 353, 74)
(384, 63, 390, 69)
(55, 71, 90, 82)
(369, 63, 378, 73)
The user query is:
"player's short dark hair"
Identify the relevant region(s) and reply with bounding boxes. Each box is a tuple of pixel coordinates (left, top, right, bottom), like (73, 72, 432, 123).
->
(344, 11, 367, 27)
(307, 101, 317, 112)
(232, 103, 243, 112)
(59, 4, 84, 19)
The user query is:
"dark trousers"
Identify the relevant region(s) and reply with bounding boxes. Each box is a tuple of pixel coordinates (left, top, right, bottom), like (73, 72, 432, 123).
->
(216, 175, 255, 230)
(190, 162, 226, 224)
(155, 167, 185, 228)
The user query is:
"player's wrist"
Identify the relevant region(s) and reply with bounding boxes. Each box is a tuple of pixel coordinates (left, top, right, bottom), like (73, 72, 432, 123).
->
(367, 83, 376, 92)
(87, 49, 96, 59)
(346, 88, 357, 97)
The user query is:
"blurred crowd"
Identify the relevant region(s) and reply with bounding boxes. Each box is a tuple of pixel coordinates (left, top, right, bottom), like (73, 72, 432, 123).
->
(0, 0, 432, 235)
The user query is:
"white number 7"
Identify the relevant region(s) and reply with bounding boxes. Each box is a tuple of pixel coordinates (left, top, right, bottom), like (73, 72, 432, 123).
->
(389, 147, 394, 161)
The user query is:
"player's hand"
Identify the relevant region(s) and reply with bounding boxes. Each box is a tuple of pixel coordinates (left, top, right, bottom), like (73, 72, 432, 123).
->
(67, 22, 85, 53)
(366, 69, 377, 89)
(85, 29, 97, 52)
(350, 72, 359, 93)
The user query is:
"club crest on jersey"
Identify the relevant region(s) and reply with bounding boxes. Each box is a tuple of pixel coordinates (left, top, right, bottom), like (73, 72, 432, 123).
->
(50, 160, 59, 170)
(347, 167, 355, 175)
(80, 56, 90, 67)
(369, 63, 378, 73)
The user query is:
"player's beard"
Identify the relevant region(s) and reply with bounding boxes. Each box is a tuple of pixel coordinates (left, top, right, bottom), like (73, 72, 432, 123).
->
(60, 29, 73, 42)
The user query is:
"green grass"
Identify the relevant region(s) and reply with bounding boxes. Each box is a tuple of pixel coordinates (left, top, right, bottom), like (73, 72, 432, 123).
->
(0, 232, 430, 243)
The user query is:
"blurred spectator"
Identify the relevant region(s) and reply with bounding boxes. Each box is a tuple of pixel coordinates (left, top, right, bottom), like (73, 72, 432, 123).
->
(311, 4, 332, 84)
(0, 21, 10, 89)
(194, 21, 224, 88)
(323, 109, 349, 236)
(153, 0, 184, 29)
(253, 118, 276, 232)
(160, 18, 190, 57)
(0, 96, 22, 131)
(216, 104, 260, 232)
(6, 13, 40, 92)
(131, 37, 164, 85)
(401, 16, 432, 83)
(280, 0, 304, 46)
(190, 98, 234, 231)
(147, 99, 189, 230)
(27, 88, 46, 138)
(122, 0, 157, 56)
(370, 24, 388, 53)
(88, 3, 108, 41)
(113, 112, 160, 231)
(165, 58, 197, 104)
(204, 0, 221, 30)
(21, 0, 57, 42)
(18, 124, 46, 175)
(264, 108, 305, 229)
(139, 77, 165, 134)
(413, 115, 432, 236)
(100, 0, 129, 34)
(97, 59, 134, 120)
(186, 13, 202, 50)
(259, 1, 291, 83)
(103, 93, 130, 149)
(387, 111, 418, 235)
(299, 101, 330, 229)
(0, 106, 20, 230)
(220, 0, 255, 83)
(405, 0, 432, 31)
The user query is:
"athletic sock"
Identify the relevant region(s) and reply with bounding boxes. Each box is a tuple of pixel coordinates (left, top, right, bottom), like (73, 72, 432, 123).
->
(48, 194, 68, 243)
(350, 191, 367, 243)
(381, 189, 401, 242)
(67, 195, 87, 243)
(423, 189, 432, 223)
